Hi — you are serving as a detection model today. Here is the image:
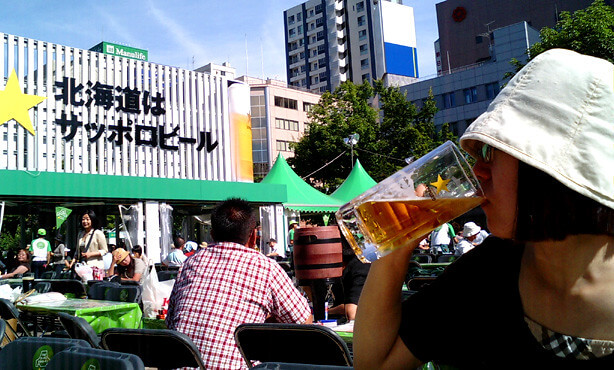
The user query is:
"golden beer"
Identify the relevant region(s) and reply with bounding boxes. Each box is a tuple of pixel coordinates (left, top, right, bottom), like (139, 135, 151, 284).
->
(336, 141, 483, 262)
(353, 197, 484, 255)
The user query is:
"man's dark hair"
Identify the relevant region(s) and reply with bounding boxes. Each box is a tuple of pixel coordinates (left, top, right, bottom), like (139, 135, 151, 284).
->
(515, 162, 614, 241)
(211, 198, 256, 245)
(174, 236, 186, 249)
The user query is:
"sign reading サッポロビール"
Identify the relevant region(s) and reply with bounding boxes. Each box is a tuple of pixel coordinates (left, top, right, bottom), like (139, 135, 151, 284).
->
(90, 41, 148, 62)
(0, 32, 248, 182)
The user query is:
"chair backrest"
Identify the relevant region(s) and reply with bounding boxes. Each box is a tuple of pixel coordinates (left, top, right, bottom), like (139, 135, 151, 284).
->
(41, 271, 57, 279)
(0, 318, 7, 347)
(87, 281, 121, 300)
(253, 363, 354, 369)
(156, 270, 179, 282)
(0, 298, 31, 337)
(104, 285, 142, 303)
(234, 323, 353, 368)
(436, 254, 456, 263)
(411, 254, 432, 264)
(0, 336, 91, 370)
(49, 280, 87, 298)
(46, 346, 144, 370)
(33, 282, 52, 294)
(100, 328, 206, 369)
(57, 312, 101, 348)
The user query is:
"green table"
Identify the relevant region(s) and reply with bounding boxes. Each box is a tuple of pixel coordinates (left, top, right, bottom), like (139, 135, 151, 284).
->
(17, 298, 142, 334)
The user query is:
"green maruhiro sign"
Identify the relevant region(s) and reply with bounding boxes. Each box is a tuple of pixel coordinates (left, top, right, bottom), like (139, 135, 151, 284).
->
(90, 42, 148, 61)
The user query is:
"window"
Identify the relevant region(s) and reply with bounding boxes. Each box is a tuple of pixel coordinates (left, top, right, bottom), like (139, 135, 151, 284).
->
(486, 82, 500, 99)
(359, 44, 368, 55)
(288, 15, 295, 24)
(309, 9, 314, 17)
(312, 49, 318, 57)
(464, 87, 478, 104)
(359, 30, 367, 41)
(362, 73, 370, 82)
(356, 1, 365, 12)
(276, 140, 294, 152)
(299, 39, 304, 46)
(316, 18, 324, 27)
(299, 52, 305, 59)
(298, 25, 303, 35)
(361, 58, 369, 70)
(297, 12, 302, 21)
(443, 92, 456, 109)
(303, 102, 314, 112)
(317, 31, 325, 41)
(317, 45, 326, 54)
(357, 15, 366, 27)
(311, 36, 316, 43)
(275, 118, 299, 131)
(319, 72, 327, 82)
(274, 96, 298, 110)
(315, 4, 323, 13)
(319, 58, 327, 69)
(289, 28, 296, 38)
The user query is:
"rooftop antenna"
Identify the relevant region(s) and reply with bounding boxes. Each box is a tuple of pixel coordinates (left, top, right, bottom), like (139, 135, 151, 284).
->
(260, 37, 264, 80)
(245, 34, 249, 77)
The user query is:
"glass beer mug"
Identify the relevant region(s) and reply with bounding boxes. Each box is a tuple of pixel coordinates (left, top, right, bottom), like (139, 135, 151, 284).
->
(336, 141, 484, 262)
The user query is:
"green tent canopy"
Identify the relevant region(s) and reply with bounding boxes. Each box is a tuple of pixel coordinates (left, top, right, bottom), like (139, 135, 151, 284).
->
(330, 159, 377, 203)
(261, 154, 343, 213)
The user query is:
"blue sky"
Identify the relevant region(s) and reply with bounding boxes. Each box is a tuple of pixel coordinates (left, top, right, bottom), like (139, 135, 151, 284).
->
(0, 0, 440, 81)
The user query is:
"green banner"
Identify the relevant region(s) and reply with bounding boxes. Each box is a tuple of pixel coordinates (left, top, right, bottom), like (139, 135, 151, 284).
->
(55, 207, 72, 229)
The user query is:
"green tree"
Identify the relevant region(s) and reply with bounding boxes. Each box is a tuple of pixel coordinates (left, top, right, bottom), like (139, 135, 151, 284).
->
(507, 0, 614, 77)
(289, 81, 379, 191)
(290, 80, 451, 189)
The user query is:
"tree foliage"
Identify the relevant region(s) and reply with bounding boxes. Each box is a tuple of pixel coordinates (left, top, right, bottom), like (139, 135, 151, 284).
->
(289, 80, 454, 191)
(507, 0, 614, 76)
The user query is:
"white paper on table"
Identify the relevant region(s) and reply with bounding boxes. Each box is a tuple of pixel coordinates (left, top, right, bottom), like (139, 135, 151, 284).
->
(20, 292, 67, 305)
(334, 321, 354, 332)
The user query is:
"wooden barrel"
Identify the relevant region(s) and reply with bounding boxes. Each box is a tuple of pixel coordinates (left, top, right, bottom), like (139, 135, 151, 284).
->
(293, 226, 343, 281)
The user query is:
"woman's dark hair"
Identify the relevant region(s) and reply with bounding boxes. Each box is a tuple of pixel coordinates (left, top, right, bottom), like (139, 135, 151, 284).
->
(211, 198, 256, 245)
(515, 162, 614, 241)
(82, 209, 102, 230)
(132, 245, 142, 255)
(17, 248, 31, 263)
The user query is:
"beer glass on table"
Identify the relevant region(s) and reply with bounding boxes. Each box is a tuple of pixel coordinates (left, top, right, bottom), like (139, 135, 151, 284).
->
(336, 141, 483, 263)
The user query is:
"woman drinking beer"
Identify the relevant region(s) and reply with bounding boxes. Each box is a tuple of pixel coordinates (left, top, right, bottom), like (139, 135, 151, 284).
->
(354, 49, 614, 368)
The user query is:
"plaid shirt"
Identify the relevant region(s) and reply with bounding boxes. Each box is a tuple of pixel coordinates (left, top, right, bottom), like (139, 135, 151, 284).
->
(166, 242, 311, 369)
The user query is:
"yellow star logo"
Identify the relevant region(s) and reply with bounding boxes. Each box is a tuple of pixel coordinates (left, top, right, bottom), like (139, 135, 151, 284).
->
(0, 70, 46, 135)
(430, 174, 451, 195)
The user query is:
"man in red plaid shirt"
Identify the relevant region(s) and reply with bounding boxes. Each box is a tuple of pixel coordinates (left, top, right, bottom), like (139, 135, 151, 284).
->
(166, 198, 312, 369)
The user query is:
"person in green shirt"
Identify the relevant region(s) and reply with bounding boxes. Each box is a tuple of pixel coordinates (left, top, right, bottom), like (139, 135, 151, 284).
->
(29, 228, 52, 279)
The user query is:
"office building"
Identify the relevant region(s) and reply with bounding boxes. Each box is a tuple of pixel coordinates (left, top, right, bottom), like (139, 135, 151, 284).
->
(284, 0, 418, 93)
(237, 76, 321, 178)
(401, 22, 540, 135)
(435, 0, 606, 74)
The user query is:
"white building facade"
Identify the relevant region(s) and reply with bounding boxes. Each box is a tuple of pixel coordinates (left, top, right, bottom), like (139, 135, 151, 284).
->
(284, 0, 418, 93)
(0, 32, 286, 262)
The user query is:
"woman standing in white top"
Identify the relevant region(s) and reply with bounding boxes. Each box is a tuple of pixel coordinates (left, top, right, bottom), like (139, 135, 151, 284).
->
(68, 210, 108, 271)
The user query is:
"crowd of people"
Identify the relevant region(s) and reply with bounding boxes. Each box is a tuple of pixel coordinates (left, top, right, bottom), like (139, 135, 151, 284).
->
(416, 221, 490, 257)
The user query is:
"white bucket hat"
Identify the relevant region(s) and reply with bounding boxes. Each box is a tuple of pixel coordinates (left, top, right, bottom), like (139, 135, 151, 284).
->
(460, 49, 614, 210)
(463, 222, 481, 238)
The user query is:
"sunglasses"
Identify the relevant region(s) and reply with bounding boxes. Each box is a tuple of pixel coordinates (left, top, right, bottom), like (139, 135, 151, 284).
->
(479, 143, 493, 163)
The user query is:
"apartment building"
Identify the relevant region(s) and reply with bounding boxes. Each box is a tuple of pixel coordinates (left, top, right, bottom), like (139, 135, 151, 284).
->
(284, 0, 418, 93)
